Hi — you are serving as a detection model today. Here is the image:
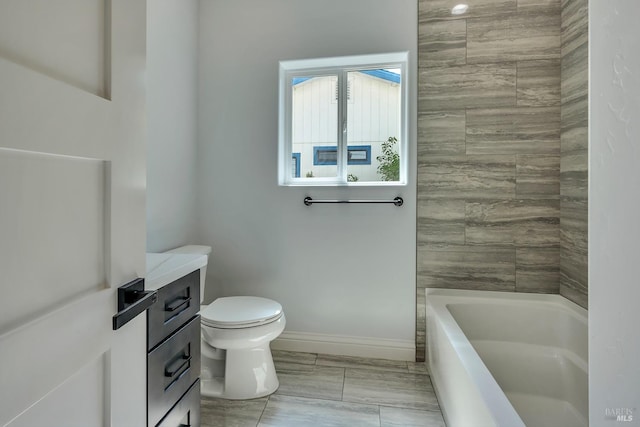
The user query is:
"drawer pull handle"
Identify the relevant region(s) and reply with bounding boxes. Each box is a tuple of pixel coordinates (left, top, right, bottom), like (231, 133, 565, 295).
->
(165, 296, 191, 313)
(165, 355, 191, 378)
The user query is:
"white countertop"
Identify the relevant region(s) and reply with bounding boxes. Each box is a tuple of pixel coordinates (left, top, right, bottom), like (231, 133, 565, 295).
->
(145, 252, 207, 291)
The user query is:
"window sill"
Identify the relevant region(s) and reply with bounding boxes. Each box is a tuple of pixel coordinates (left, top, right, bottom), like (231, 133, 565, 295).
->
(279, 180, 408, 187)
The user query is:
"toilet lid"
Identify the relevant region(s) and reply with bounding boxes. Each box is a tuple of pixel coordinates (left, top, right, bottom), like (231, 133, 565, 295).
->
(200, 296, 283, 328)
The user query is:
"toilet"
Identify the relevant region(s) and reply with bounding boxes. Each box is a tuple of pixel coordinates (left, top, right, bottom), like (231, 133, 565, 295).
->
(165, 245, 285, 400)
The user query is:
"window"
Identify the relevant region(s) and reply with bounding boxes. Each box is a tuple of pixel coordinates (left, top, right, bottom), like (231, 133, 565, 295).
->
(278, 52, 408, 186)
(313, 145, 371, 166)
(292, 153, 301, 177)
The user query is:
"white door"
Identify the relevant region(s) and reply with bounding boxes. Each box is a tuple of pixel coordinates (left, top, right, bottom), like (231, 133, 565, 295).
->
(0, 1, 147, 426)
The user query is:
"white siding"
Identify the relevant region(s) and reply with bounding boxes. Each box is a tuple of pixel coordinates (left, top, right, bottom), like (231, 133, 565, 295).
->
(347, 73, 400, 143)
(291, 71, 401, 181)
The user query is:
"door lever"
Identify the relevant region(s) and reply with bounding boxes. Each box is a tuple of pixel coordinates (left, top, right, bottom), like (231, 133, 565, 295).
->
(113, 278, 158, 330)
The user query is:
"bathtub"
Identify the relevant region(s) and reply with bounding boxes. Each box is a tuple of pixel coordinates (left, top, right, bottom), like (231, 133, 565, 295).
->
(425, 289, 587, 427)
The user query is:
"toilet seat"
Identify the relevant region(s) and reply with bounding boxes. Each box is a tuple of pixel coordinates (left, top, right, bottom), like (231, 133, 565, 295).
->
(201, 296, 283, 329)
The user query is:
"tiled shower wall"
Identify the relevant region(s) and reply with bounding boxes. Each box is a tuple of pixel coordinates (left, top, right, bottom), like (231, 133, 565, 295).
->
(416, 0, 563, 361)
(559, 0, 588, 308)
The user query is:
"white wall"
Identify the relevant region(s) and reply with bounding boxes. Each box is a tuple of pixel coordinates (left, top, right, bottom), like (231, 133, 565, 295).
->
(197, 0, 417, 358)
(146, 0, 199, 252)
(589, 1, 640, 424)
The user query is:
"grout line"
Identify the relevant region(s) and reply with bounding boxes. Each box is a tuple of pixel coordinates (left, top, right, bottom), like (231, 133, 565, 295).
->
(379, 403, 445, 415)
(255, 395, 269, 427)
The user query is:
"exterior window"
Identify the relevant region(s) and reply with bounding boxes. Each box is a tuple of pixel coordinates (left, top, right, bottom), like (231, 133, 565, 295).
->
(292, 153, 301, 178)
(313, 145, 371, 166)
(278, 52, 408, 186)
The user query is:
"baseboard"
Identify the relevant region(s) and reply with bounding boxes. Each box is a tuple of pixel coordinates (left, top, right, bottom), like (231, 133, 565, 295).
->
(271, 330, 415, 361)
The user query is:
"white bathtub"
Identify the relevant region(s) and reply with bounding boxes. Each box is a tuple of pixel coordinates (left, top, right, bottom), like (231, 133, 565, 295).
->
(426, 289, 588, 427)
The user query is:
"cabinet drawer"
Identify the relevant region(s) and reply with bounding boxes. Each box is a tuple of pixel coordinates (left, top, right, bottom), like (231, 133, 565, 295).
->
(148, 315, 201, 427)
(148, 269, 199, 351)
(156, 379, 200, 427)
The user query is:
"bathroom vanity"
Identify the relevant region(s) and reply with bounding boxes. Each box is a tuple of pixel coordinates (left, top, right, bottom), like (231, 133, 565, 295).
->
(146, 252, 208, 427)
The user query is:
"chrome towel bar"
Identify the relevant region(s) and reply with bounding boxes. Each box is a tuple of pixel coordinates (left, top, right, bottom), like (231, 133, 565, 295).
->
(303, 196, 403, 207)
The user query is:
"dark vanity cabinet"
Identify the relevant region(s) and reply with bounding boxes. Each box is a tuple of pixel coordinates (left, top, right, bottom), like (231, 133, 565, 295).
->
(147, 270, 201, 427)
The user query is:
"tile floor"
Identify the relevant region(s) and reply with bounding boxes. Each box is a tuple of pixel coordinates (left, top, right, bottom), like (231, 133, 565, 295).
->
(201, 350, 446, 427)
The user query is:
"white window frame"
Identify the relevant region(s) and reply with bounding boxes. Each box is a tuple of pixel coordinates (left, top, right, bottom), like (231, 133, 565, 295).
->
(278, 52, 409, 186)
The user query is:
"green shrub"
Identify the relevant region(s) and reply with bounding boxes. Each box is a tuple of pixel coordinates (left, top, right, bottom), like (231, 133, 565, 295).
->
(376, 137, 399, 181)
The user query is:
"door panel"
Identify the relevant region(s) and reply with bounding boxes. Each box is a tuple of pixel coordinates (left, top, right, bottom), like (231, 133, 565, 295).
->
(1, 288, 113, 425)
(0, 0, 109, 97)
(7, 352, 109, 427)
(0, 1, 147, 426)
(0, 149, 106, 333)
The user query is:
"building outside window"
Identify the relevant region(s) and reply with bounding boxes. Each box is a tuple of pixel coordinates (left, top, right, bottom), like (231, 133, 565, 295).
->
(292, 152, 301, 177)
(278, 52, 408, 185)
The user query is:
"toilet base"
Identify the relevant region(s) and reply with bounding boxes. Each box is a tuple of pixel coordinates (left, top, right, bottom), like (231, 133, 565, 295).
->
(201, 342, 280, 400)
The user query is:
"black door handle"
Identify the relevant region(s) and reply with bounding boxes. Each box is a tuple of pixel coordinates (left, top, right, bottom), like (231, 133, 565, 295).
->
(113, 278, 158, 330)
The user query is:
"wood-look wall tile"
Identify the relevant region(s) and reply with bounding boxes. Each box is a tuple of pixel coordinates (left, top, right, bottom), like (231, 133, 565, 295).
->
(560, 197, 588, 307)
(518, 0, 560, 11)
(559, 282, 587, 308)
(467, 12, 560, 64)
(559, 0, 588, 311)
(419, 0, 516, 22)
(560, 269, 587, 308)
(417, 198, 466, 245)
(560, 150, 587, 199)
(561, 42, 588, 105)
(418, 155, 516, 199)
(465, 199, 559, 247)
(560, 80, 589, 204)
(516, 155, 560, 198)
(561, 125, 587, 165)
(561, 96, 588, 201)
(561, 0, 588, 56)
(416, 288, 426, 362)
(466, 107, 560, 155)
(465, 200, 514, 246)
(417, 246, 516, 290)
(415, 333, 425, 362)
(517, 60, 561, 107)
(418, 64, 516, 111)
(561, 95, 587, 159)
(419, 20, 466, 68)
(416, 0, 573, 368)
(515, 199, 560, 248)
(516, 248, 560, 293)
(418, 111, 466, 155)
(560, 198, 588, 267)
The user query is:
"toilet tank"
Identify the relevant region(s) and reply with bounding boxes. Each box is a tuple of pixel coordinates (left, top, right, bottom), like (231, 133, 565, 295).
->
(165, 245, 211, 303)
